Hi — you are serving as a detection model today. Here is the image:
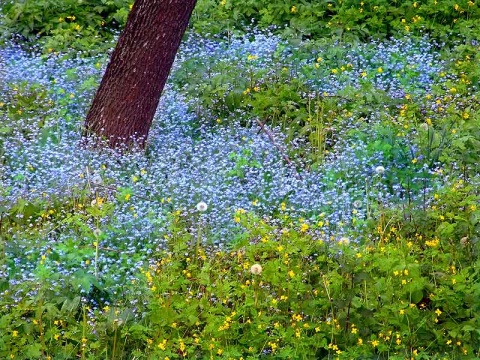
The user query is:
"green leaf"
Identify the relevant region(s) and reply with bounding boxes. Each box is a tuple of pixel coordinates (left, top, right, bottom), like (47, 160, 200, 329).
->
(61, 296, 81, 313)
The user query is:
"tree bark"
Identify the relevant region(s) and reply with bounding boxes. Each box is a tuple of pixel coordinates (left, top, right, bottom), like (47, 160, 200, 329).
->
(84, 0, 197, 148)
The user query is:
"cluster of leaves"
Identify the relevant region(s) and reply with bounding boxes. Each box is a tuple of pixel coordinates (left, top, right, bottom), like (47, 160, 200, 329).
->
(173, 35, 480, 174)
(173, 51, 344, 166)
(3, 0, 480, 54)
(1, 200, 479, 359)
(0, 0, 131, 54)
(194, 0, 480, 42)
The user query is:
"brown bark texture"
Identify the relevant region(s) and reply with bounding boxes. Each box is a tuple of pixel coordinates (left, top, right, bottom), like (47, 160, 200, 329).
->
(84, 0, 197, 147)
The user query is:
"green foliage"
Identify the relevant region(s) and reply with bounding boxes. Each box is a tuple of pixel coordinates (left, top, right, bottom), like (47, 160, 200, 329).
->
(141, 208, 480, 359)
(1, 205, 479, 358)
(171, 42, 359, 166)
(3, 0, 480, 54)
(0, 0, 131, 54)
(192, 0, 480, 42)
(1, 1, 480, 358)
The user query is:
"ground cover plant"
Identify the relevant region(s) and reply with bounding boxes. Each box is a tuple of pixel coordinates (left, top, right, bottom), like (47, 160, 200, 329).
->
(3, 0, 480, 54)
(0, 1, 479, 359)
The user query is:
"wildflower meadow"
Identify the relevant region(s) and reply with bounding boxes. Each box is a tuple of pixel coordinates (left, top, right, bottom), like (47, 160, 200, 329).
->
(0, 1, 479, 359)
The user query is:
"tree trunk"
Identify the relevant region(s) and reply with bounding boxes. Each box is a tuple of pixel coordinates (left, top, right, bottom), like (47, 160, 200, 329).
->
(84, 0, 197, 148)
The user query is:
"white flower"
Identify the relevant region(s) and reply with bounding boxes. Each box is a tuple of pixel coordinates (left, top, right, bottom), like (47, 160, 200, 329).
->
(250, 264, 263, 275)
(375, 165, 385, 174)
(93, 228, 102, 238)
(196, 201, 208, 212)
(353, 200, 363, 208)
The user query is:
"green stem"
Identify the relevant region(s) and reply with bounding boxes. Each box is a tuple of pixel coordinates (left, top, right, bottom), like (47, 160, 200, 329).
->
(195, 221, 202, 265)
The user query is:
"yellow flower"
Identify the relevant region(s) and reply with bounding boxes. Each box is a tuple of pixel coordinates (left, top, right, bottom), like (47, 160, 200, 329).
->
(300, 223, 309, 232)
(435, 308, 442, 316)
(291, 6, 297, 13)
(158, 339, 167, 350)
(12, 330, 18, 337)
(377, 67, 383, 73)
(425, 238, 440, 247)
(371, 340, 379, 347)
(292, 313, 302, 322)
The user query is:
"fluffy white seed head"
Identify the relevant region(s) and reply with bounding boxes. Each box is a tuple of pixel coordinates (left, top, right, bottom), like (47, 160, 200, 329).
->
(250, 264, 263, 275)
(196, 201, 208, 212)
